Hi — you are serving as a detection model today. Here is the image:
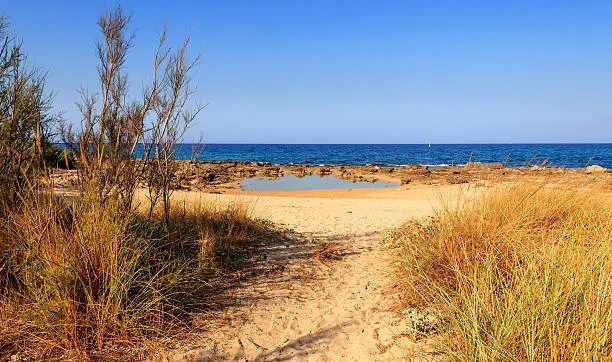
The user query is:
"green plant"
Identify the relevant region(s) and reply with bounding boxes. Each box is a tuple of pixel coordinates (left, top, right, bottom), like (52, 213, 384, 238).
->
(0, 17, 59, 209)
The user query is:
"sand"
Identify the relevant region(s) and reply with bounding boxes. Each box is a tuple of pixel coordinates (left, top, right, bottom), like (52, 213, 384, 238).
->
(165, 184, 470, 361)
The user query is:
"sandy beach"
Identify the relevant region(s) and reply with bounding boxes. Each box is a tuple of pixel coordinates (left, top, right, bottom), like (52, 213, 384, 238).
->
(157, 167, 611, 361)
(45, 164, 611, 360)
(159, 184, 468, 361)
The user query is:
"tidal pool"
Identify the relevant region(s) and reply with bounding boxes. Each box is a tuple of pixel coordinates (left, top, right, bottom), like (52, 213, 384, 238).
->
(237, 174, 401, 191)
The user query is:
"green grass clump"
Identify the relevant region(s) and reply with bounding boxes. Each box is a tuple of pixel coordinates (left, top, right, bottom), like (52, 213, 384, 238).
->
(396, 185, 611, 360)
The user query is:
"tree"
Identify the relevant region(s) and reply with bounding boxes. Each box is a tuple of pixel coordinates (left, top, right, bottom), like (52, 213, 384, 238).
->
(143, 30, 202, 226)
(64, 6, 201, 223)
(0, 17, 58, 209)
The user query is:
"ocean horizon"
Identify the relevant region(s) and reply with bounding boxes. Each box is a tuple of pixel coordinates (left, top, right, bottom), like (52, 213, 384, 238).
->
(167, 143, 612, 169)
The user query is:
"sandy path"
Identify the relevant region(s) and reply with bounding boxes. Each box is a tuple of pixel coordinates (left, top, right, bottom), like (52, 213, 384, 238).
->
(167, 185, 464, 361)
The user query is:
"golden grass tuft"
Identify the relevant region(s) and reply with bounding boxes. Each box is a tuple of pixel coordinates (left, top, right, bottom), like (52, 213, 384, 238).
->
(0, 193, 271, 359)
(395, 185, 611, 360)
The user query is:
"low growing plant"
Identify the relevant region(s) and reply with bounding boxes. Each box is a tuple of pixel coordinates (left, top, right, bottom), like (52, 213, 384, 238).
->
(396, 185, 611, 360)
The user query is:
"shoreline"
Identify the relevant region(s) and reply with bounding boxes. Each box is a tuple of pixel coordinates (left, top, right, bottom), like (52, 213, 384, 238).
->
(50, 160, 611, 195)
(192, 158, 605, 169)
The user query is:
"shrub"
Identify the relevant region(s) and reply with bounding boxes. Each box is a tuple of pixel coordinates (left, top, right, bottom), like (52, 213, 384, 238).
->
(0, 17, 59, 210)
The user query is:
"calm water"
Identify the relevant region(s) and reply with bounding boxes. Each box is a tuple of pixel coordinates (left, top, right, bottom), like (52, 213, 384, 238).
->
(239, 174, 401, 191)
(172, 144, 612, 168)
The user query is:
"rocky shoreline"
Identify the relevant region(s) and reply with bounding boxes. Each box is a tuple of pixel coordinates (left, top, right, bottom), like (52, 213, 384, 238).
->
(49, 160, 611, 193)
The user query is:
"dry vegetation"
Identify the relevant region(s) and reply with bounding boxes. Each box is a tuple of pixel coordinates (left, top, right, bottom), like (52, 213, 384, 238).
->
(1, 3, 610, 361)
(395, 185, 611, 360)
(312, 242, 345, 263)
(0, 194, 272, 359)
(0, 7, 277, 360)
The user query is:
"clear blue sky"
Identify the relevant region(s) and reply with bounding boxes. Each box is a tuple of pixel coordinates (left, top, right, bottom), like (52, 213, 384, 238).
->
(1, 1, 611, 143)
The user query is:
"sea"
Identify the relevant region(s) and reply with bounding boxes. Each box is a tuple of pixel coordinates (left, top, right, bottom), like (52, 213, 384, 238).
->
(172, 143, 612, 169)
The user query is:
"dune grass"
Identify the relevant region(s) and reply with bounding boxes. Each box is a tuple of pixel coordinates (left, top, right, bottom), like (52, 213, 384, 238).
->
(395, 185, 611, 360)
(0, 192, 272, 359)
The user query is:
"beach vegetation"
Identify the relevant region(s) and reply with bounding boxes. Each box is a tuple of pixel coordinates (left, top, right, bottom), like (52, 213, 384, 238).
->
(394, 185, 611, 360)
(0, 7, 270, 360)
(0, 17, 60, 211)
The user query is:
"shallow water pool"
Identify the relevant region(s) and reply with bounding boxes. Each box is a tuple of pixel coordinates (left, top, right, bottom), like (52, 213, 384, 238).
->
(237, 174, 401, 191)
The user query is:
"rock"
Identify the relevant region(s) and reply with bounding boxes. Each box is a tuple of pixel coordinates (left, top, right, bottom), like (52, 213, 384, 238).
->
(291, 167, 310, 177)
(404, 165, 429, 173)
(464, 162, 504, 170)
(200, 172, 216, 182)
(402, 307, 444, 336)
(337, 170, 352, 179)
(317, 167, 332, 176)
(401, 178, 411, 185)
(586, 165, 607, 174)
(237, 168, 256, 177)
(263, 167, 281, 177)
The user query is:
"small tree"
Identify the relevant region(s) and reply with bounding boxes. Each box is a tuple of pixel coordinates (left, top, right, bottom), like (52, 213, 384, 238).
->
(0, 18, 58, 210)
(64, 6, 201, 221)
(63, 7, 141, 211)
(144, 32, 202, 225)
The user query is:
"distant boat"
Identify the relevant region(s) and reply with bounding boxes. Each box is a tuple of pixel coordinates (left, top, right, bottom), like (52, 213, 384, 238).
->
(428, 142, 431, 148)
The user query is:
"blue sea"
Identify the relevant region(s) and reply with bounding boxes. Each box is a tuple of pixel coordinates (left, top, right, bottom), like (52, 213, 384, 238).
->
(172, 144, 612, 168)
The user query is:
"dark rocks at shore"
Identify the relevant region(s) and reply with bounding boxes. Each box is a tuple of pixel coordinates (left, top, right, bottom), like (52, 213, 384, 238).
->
(48, 159, 611, 192)
(363, 166, 381, 173)
(317, 167, 332, 176)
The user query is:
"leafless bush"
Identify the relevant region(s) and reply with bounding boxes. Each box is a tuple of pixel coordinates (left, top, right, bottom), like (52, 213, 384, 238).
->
(144, 34, 203, 225)
(63, 7, 202, 223)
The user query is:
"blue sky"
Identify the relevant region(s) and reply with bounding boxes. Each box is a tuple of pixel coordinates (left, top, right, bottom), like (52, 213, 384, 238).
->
(1, 1, 611, 143)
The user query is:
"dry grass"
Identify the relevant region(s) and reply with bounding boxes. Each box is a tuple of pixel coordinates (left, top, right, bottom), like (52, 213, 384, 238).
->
(395, 185, 611, 360)
(0, 192, 272, 359)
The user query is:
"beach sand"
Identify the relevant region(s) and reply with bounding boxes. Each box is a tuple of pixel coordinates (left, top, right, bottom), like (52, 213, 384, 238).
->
(52, 166, 609, 360)
(164, 184, 471, 361)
